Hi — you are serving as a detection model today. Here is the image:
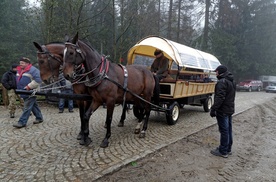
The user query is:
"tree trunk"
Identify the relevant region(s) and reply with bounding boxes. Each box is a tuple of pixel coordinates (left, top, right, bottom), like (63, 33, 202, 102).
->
(167, 0, 173, 39)
(177, 0, 182, 42)
(201, 0, 210, 51)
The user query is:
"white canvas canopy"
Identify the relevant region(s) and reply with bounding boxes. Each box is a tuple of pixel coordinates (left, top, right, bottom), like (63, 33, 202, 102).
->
(127, 36, 221, 71)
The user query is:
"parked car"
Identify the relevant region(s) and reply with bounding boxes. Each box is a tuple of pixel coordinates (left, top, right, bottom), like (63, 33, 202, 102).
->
(265, 83, 276, 93)
(236, 80, 263, 92)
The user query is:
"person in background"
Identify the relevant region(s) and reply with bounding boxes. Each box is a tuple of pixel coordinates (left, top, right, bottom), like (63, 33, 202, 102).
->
(203, 74, 211, 83)
(1, 63, 22, 118)
(150, 49, 169, 81)
(210, 65, 236, 158)
(13, 57, 44, 128)
(58, 73, 74, 113)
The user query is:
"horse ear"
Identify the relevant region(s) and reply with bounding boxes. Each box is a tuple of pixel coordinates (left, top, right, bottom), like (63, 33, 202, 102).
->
(33, 42, 43, 52)
(72, 32, 79, 44)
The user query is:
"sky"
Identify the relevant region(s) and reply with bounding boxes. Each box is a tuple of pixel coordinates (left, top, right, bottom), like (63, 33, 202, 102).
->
(27, 0, 40, 7)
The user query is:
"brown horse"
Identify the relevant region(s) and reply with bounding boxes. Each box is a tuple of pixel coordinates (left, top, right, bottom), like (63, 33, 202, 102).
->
(33, 42, 138, 146)
(63, 33, 159, 148)
(33, 42, 91, 145)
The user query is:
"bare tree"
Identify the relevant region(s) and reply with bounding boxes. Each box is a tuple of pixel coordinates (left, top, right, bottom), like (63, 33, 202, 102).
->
(201, 0, 210, 51)
(167, 0, 173, 39)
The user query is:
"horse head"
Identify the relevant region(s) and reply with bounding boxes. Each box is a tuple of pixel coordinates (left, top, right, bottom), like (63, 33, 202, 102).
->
(63, 32, 87, 81)
(33, 42, 64, 84)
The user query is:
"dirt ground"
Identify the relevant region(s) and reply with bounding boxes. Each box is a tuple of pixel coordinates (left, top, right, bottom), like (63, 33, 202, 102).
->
(95, 98, 276, 182)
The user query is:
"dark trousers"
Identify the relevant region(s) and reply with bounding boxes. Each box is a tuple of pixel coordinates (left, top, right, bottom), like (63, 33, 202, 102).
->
(58, 89, 74, 111)
(216, 111, 233, 154)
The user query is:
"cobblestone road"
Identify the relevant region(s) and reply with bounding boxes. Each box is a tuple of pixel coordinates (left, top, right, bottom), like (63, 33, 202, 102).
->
(0, 92, 275, 181)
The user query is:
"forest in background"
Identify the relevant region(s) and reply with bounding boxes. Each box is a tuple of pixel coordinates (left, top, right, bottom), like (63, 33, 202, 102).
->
(0, 0, 275, 81)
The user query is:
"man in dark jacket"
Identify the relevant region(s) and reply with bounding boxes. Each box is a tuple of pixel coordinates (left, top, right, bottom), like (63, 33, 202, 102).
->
(210, 65, 236, 158)
(151, 49, 169, 81)
(1, 64, 22, 118)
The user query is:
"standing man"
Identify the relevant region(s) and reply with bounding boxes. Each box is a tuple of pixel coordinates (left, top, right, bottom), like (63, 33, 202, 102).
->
(150, 49, 169, 81)
(1, 64, 21, 118)
(13, 57, 44, 128)
(210, 65, 236, 158)
(58, 73, 74, 113)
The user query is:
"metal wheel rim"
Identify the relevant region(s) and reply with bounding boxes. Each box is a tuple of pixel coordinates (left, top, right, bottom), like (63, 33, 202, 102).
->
(207, 98, 212, 109)
(172, 105, 180, 121)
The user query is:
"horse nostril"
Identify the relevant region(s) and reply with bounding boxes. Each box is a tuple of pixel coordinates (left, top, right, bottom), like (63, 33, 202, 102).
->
(43, 80, 49, 84)
(64, 74, 70, 80)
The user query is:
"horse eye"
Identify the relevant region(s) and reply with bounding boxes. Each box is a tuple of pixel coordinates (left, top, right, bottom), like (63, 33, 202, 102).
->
(39, 60, 44, 64)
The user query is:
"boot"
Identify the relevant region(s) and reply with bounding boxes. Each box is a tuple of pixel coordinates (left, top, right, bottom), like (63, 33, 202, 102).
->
(10, 113, 15, 118)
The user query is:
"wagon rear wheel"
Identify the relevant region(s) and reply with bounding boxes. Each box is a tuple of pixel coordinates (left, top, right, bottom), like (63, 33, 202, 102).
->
(203, 96, 212, 112)
(166, 102, 180, 125)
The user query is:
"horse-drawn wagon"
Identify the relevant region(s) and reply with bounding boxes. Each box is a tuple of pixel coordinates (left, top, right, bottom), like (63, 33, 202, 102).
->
(17, 33, 220, 148)
(127, 36, 221, 125)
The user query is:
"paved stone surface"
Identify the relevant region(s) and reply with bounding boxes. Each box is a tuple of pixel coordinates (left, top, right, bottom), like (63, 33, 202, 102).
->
(0, 92, 275, 181)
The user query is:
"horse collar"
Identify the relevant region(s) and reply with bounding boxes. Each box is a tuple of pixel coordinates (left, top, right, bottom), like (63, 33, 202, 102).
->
(84, 57, 109, 87)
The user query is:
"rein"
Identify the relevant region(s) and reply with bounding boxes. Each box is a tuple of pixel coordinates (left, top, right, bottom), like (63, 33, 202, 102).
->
(64, 41, 165, 110)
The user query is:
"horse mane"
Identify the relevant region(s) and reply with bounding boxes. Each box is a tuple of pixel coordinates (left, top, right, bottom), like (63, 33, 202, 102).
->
(45, 41, 64, 45)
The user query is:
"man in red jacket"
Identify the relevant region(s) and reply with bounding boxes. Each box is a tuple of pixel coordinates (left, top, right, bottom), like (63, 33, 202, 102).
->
(13, 57, 44, 128)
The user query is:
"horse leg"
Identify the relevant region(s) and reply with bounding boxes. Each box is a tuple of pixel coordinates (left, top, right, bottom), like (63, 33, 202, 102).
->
(79, 102, 94, 146)
(118, 104, 127, 127)
(134, 107, 145, 134)
(77, 106, 84, 140)
(139, 108, 150, 138)
(76, 100, 85, 140)
(100, 102, 115, 148)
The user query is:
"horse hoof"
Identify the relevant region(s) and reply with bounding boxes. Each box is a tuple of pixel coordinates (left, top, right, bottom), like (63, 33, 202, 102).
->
(77, 133, 82, 140)
(117, 122, 124, 127)
(79, 139, 85, 145)
(100, 141, 109, 148)
(79, 137, 92, 146)
(134, 129, 140, 134)
(139, 132, 146, 138)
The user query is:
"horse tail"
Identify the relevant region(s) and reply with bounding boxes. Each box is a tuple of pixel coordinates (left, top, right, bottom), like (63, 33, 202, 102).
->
(153, 75, 160, 106)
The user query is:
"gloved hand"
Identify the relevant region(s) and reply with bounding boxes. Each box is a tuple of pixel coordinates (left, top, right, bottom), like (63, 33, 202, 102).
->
(210, 109, 216, 117)
(24, 85, 31, 91)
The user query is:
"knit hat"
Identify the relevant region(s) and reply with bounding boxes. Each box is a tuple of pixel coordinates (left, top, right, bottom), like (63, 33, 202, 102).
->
(20, 57, 31, 63)
(11, 63, 18, 69)
(154, 49, 163, 56)
(214, 65, 228, 75)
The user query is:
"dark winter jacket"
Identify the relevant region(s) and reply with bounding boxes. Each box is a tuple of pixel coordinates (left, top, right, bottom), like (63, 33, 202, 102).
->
(150, 56, 169, 77)
(211, 71, 236, 115)
(1, 70, 17, 90)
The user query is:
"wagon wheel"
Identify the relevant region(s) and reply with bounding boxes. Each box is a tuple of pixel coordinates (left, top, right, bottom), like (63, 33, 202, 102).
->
(203, 96, 212, 112)
(166, 101, 180, 125)
(133, 105, 144, 119)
